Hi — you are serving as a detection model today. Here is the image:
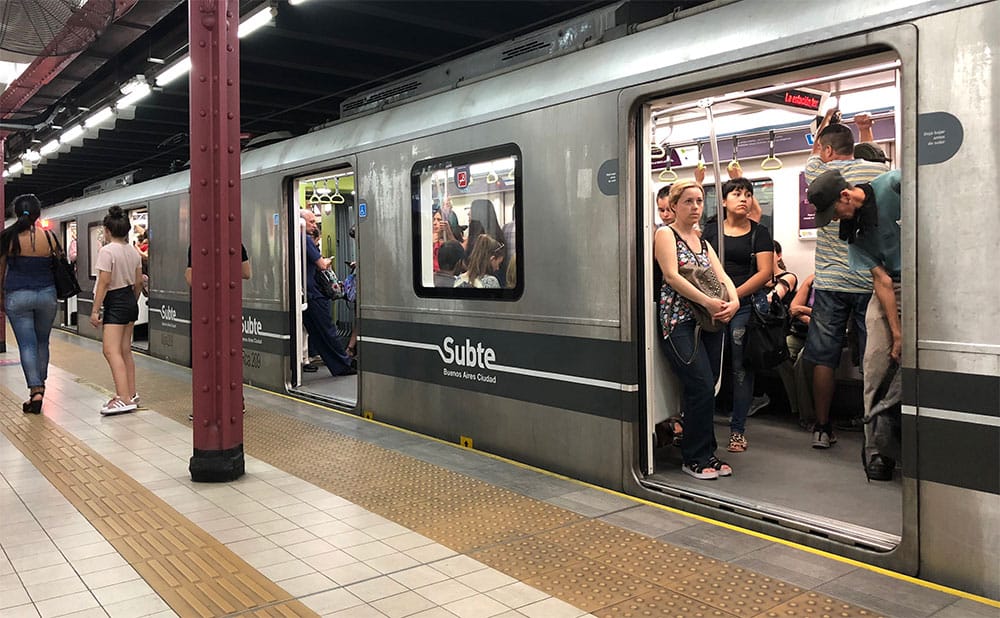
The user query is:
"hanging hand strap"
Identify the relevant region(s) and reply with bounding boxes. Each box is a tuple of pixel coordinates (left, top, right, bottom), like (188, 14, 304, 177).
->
(658, 143, 678, 182)
(761, 130, 783, 170)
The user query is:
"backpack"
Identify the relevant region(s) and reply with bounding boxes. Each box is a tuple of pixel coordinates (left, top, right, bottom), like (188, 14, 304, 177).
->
(314, 268, 345, 300)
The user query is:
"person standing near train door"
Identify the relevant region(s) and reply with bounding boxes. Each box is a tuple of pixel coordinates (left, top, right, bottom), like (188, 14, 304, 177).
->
(299, 210, 355, 377)
(808, 168, 902, 481)
(91, 206, 144, 415)
(802, 110, 887, 449)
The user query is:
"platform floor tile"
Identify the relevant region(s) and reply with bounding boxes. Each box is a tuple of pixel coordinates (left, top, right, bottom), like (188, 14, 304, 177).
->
(4, 332, 991, 617)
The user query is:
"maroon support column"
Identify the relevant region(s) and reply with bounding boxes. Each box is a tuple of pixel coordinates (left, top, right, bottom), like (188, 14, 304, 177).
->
(0, 137, 6, 353)
(188, 0, 244, 482)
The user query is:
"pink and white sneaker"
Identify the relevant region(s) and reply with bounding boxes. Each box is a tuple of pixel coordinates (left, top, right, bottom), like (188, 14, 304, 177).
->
(100, 396, 137, 416)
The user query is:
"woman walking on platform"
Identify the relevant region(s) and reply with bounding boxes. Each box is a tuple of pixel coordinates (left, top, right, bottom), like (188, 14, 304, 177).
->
(0, 194, 58, 414)
(90, 206, 143, 415)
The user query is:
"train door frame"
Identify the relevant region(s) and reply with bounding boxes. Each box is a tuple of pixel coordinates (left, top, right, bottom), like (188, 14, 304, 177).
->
(286, 162, 359, 408)
(59, 219, 79, 331)
(619, 27, 918, 571)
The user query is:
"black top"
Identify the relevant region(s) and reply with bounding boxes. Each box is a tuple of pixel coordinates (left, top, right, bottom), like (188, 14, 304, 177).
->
(702, 220, 772, 292)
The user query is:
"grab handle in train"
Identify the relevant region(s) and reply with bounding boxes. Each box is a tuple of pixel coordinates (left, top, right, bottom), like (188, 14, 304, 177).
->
(727, 135, 740, 172)
(696, 140, 705, 170)
(650, 143, 666, 161)
(761, 130, 783, 170)
(658, 143, 678, 182)
(486, 168, 499, 184)
(331, 177, 345, 205)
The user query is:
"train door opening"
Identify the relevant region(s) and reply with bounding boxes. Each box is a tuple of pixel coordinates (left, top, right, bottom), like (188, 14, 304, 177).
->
(60, 220, 79, 330)
(638, 54, 905, 550)
(128, 207, 149, 351)
(289, 168, 358, 407)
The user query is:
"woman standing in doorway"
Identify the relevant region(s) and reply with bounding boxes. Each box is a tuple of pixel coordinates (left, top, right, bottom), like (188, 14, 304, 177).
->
(655, 181, 739, 479)
(90, 206, 143, 415)
(0, 194, 59, 414)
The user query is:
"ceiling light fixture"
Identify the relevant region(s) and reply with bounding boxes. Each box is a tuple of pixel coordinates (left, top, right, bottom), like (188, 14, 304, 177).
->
(61, 124, 85, 143)
(238, 4, 276, 38)
(8, 162, 24, 176)
(85, 106, 115, 128)
(155, 56, 191, 87)
(116, 81, 152, 109)
(40, 140, 61, 156)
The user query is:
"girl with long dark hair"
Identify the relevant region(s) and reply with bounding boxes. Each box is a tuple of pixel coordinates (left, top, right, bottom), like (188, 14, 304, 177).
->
(0, 194, 58, 414)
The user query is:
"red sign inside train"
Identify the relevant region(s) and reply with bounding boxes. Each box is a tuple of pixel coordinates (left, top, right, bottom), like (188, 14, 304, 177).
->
(751, 88, 824, 112)
(455, 166, 470, 189)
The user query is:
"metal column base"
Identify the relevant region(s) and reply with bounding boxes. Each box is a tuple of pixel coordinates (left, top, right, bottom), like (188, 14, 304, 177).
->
(190, 444, 245, 482)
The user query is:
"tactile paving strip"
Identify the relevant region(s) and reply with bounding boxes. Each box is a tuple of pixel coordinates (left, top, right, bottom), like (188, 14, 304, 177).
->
(0, 387, 317, 618)
(41, 335, 889, 618)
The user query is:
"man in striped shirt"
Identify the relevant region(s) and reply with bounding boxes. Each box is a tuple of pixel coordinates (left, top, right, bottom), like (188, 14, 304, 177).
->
(803, 111, 888, 449)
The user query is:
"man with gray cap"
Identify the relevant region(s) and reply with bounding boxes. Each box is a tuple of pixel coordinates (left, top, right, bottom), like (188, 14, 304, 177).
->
(808, 168, 902, 481)
(802, 111, 888, 450)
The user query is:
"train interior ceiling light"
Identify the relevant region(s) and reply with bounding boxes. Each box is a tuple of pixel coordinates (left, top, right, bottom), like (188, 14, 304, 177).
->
(2, 2, 278, 181)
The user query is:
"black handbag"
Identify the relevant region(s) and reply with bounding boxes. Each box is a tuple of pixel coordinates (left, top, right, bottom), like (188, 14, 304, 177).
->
(45, 232, 81, 300)
(745, 292, 790, 371)
(314, 268, 345, 300)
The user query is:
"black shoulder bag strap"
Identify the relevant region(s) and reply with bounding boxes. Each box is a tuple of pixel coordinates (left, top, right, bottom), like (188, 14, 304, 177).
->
(44, 230, 63, 257)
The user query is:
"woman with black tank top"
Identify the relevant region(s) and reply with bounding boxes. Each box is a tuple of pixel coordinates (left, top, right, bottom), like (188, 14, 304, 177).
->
(702, 178, 774, 454)
(0, 194, 59, 414)
(655, 181, 738, 480)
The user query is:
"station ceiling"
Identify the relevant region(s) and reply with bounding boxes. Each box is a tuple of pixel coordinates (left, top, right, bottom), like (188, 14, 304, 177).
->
(2, 0, 707, 207)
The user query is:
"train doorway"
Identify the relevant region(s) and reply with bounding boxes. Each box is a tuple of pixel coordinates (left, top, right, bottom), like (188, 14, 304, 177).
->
(60, 220, 79, 331)
(289, 168, 358, 408)
(127, 207, 150, 351)
(636, 54, 905, 551)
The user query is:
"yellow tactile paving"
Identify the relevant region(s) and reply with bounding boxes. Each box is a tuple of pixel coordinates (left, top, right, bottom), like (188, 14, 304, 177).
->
(0, 387, 318, 618)
(36, 335, 890, 617)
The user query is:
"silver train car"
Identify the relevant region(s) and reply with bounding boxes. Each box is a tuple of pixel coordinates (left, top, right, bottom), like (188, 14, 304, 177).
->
(38, 0, 999, 600)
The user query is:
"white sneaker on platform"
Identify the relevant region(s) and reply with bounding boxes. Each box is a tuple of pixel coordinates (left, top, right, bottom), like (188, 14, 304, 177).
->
(101, 397, 137, 416)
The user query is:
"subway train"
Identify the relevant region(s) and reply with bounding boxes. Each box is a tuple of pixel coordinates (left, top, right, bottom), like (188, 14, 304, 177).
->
(32, 0, 999, 600)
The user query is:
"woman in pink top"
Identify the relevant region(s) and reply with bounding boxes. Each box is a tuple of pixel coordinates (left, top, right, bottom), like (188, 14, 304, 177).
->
(90, 206, 144, 415)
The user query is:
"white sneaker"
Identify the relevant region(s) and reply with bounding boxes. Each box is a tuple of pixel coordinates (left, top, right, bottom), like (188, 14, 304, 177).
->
(130, 393, 141, 408)
(101, 397, 137, 416)
(748, 394, 770, 417)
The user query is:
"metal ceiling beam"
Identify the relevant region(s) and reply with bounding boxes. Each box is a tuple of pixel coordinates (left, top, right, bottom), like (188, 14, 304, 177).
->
(264, 28, 433, 63)
(336, 3, 495, 39)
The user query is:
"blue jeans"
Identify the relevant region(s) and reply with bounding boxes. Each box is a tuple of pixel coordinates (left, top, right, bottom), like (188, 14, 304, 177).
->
(662, 321, 724, 467)
(5, 286, 58, 388)
(802, 289, 871, 369)
(728, 302, 754, 434)
(303, 295, 353, 376)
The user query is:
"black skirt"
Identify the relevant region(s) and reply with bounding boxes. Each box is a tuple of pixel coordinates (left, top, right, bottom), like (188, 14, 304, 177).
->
(103, 286, 139, 325)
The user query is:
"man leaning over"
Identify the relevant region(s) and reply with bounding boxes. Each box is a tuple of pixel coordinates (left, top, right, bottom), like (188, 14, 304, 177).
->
(802, 111, 888, 448)
(808, 168, 902, 481)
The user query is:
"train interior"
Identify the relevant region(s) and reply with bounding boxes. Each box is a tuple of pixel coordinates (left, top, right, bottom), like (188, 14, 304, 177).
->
(59, 220, 79, 330)
(640, 53, 903, 551)
(414, 154, 519, 291)
(290, 170, 358, 406)
(128, 208, 150, 350)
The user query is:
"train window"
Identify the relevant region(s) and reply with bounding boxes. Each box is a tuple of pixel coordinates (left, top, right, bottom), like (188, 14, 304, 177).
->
(411, 144, 523, 300)
(702, 178, 774, 231)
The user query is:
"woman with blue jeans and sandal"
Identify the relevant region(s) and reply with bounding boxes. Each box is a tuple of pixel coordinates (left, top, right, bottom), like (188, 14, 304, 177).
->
(0, 194, 58, 415)
(655, 181, 739, 480)
(702, 178, 773, 453)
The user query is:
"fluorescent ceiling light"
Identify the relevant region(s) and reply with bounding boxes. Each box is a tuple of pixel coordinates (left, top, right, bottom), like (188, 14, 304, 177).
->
(8, 162, 23, 175)
(238, 5, 275, 38)
(40, 140, 61, 156)
(289, 0, 311, 4)
(155, 56, 191, 86)
(84, 106, 115, 128)
(61, 124, 85, 143)
(116, 82, 152, 108)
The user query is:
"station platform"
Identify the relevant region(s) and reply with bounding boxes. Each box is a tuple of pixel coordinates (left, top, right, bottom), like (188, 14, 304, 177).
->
(0, 330, 993, 618)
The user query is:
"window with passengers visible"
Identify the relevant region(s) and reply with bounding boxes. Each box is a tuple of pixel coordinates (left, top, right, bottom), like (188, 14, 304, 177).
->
(411, 144, 523, 300)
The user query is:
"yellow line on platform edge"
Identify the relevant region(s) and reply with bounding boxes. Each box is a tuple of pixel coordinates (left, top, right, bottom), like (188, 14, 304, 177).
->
(259, 389, 1000, 608)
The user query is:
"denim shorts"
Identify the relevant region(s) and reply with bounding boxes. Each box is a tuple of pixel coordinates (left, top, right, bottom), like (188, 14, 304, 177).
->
(802, 289, 871, 368)
(103, 286, 139, 325)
